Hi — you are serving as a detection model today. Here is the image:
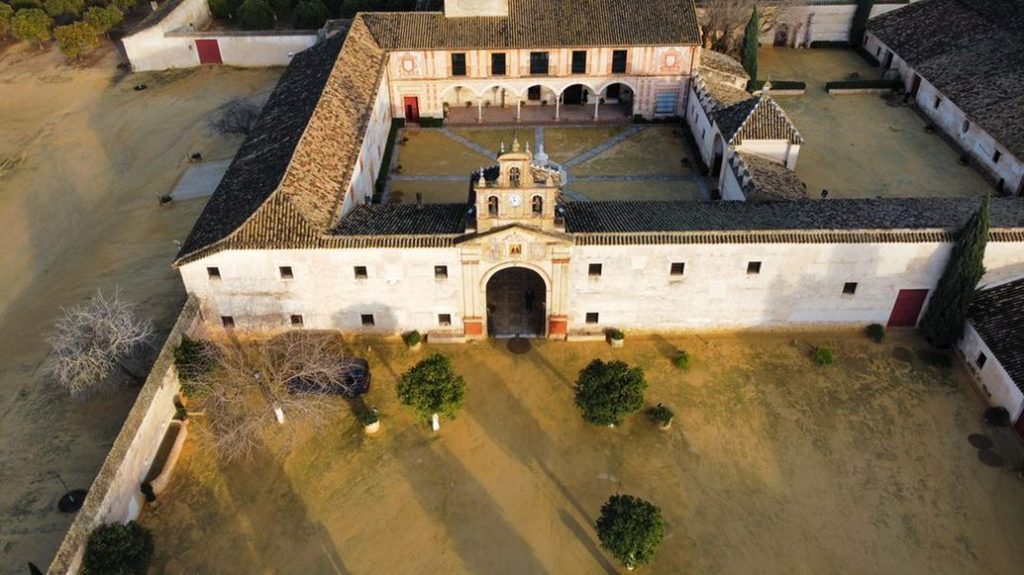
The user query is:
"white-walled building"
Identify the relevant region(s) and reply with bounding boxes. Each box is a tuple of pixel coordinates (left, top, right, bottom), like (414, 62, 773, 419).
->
(864, 0, 1024, 196)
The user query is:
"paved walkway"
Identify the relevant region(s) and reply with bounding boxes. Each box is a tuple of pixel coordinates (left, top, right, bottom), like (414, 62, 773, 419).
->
(440, 129, 498, 160)
(562, 124, 644, 169)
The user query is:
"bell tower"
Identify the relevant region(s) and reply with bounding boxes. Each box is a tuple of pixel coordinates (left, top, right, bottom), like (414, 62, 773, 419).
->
(473, 138, 563, 233)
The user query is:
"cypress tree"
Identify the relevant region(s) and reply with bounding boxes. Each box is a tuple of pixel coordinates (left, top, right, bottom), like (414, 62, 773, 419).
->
(919, 195, 990, 348)
(850, 0, 875, 47)
(742, 6, 759, 87)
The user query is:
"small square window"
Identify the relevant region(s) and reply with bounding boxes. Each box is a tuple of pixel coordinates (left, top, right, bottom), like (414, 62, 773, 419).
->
(571, 50, 587, 74)
(279, 266, 294, 279)
(491, 52, 506, 76)
(451, 53, 467, 77)
(843, 282, 858, 295)
(875, 47, 881, 57)
(993, 150, 1002, 164)
(588, 263, 603, 277)
(747, 261, 762, 275)
(586, 312, 599, 324)
(670, 262, 686, 276)
(221, 316, 234, 328)
(207, 267, 221, 280)
(977, 352, 987, 369)
(361, 314, 375, 327)
(354, 266, 368, 279)
(435, 265, 448, 279)
(933, 96, 942, 109)
(611, 50, 627, 74)
(438, 313, 452, 327)
(290, 314, 303, 326)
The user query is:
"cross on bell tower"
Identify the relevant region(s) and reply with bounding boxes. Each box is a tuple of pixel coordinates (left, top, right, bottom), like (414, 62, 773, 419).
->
(473, 137, 562, 233)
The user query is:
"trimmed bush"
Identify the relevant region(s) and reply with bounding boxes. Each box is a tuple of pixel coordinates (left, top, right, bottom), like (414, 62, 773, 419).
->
(82, 521, 154, 575)
(356, 405, 379, 426)
(397, 353, 465, 422)
(236, 0, 273, 29)
(809, 40, 850, 49)
(647, 404, 674, 426)
(11, 8, 52, 45)
(403, 330, 422, 347)
(574, 359, 646, 426)
(43, 0, 83, 17)
(607, 328, 625, 341)
(866, 323, 885, 343)
(110, 0, 135, 12)
(596, 494, 665, 570)
(294, 0, 327, 28)
(83, 4, 122, 35)
(173, 336, 215, 398)
(54, 20, 99, 60)
(751, 79, 806, 91)
(0, 3, 14, 39)
(673, 350, 692, 370)
(418, 116, 444, 128)
(824, 79, 900, 92)
(813, 346, 835, 365)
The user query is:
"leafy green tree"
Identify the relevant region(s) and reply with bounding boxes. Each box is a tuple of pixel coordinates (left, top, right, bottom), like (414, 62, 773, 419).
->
(850, 0, 875, 46)
(82, 521, 154, 575)
(397, 353, 465, 425)
(10, 0, 39, 10)
(596, 494, 665, 570)
(742, 5, 759, 85)
(0, 3, 14, 39)
(919, 195, 990, 348)
(208, 0, 241, 19)
(173, 336, 215, 398)
(55, 20, 99, 60)
(43, 0, 83, 17)
(83, 4, 122, 36)
(11, 8, 51, 46)
(110, 0, 135, 11)
(574, 359, 646, 426)
(268, 0, 289, 18)
(294, 0, 327, 28)
(236, 0, 274, 29)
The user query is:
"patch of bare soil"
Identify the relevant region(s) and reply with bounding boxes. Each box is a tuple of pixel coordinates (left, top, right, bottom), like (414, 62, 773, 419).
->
(0, 43, 282, 572)
(143, 333, 1024, 574)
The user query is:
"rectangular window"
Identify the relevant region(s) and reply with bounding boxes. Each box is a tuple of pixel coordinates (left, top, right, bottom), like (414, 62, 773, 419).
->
(654, 92, 676, 115)
(670, 262, 686, 276)
(571, 50, 587, 74)
(207, 267, 221, 280)
(977, 352, 987, 369)
(438, 313, 452, 327)
(434, 265, 448, 279)
(361, 314, 375, 327)
(530, 51, 549, 75)
(611, 50, 627, 74)
(290, 314, 303, 327)
(933, 96, 942, 109)
(747, 261, 762, 275)
(221, 316, 234, 328)
(586, 312, 599, 324)
(843, 282, 858, 295)
(354, 266, 368, 279)
(993, 150, 1002, 164)
(451, 53, 467, 77)
(279, 266, 294, 280)
(528, 85, 541, 100)
(588, 263, 603, 277)
(491, 52, 506, 76)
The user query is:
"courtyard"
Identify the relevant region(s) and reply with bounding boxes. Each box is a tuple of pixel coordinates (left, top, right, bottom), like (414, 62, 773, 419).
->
(387, 124, 707, 205)
(142, 332, 1024, 574)
(758, 47, 993, 199)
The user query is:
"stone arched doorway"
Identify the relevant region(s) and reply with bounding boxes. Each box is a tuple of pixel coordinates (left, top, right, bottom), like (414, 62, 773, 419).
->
(486, 267, 546, 337)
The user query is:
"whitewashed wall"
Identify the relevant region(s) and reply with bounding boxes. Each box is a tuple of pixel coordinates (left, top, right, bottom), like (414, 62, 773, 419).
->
(756, 2, 912, 47)
(864, 32, 1023, 195)
(685, 85, 716, 168)
(959, 322, 1023, 422)
(341, 72, 393, 214)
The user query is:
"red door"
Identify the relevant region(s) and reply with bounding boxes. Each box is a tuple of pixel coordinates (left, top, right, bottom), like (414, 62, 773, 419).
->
(403, 97, 420, 123)
(887, 289, 929, 327)
(196, 39, 222, 65)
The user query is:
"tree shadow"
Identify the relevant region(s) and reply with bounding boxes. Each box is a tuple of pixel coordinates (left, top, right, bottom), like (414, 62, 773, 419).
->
(558, 509, 618, 575)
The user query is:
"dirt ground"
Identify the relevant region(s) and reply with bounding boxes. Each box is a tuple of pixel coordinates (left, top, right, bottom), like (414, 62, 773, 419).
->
(758, 48, 992, 199)
(0, 43, 282, 572)
(143, 332, 1024, 574)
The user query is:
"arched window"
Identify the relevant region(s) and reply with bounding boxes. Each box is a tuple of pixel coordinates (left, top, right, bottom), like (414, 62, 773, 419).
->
(509, 166, 521, 187)
(487, 196, 499, 216)
(532, 195, 543, 215)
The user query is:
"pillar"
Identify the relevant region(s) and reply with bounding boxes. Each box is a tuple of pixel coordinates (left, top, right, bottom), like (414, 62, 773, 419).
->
(516, 98, 521, 122)
(594, 96, 600, 121)
(555, 94, 560, 122)
(477, 98, 483, 123)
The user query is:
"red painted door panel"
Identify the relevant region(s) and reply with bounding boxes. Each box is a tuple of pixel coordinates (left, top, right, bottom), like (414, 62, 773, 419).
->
(403, 96, 419, 123)
(196, 39, 223, 65)
(887, 289, 929, 327)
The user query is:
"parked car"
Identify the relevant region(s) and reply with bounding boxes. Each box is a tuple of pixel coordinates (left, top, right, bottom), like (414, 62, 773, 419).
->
(286, 358, 371, 398)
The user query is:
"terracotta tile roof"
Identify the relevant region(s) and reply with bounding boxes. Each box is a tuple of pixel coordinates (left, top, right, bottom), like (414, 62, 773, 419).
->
(334, 203, 469, 235)
(869, 0, 1024, 158)
(362, 0, 701, 49)
(733, 152, 809, 202)
(700, 50, 749, 81)
(969, 277, 1024, 388)
(714, 95, 803, 145)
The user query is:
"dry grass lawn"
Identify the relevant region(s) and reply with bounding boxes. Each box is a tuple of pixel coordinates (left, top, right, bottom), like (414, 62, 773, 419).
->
(573, 126, 690, 176)
(394, 130, 493, 176)
(544, 126, 627, 164)
(451, 128, 535, 157)
(389, 179, 469, 204)
(142, 333, 1024, 574)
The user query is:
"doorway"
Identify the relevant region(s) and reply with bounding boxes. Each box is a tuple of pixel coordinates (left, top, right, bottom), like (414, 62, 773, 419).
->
(563, 85, 585, 106)
(403, 96, 420, 123)
(195, 39, 222, 65)
(486, 267, 546, 337)
(887, 289, 929, 327)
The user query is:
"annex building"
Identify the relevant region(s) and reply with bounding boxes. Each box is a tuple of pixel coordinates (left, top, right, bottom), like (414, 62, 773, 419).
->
(174, 0, 1024, 342)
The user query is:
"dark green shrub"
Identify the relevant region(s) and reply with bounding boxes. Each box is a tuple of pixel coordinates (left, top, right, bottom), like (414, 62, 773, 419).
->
(850, 0, 874, 46)
(82, 521, 154, 575)
(813, 346, 835, 365)
(647, 404, 673, 426)
(751, 79, 806, 91)
(43, 0, 83, 17)
(0, 3, 15, 39)
(207, 0, 240, 18)
(374, 119, 402, 200)
(110, 0, 135, 11)
(9, 0, 40, 10)
(173, 336, 215, 398)
(356, 405, 379, 426)
(741, 6, 759, 82)
(268, 0, 289, 18)
(607, 328, 624, 341)
(574, 359, 646, 426)
(403, 330, 422, 347)
(83, 4, 122, 35)
(294, 0, 327, 28)
(866, 323, 885, 343)
(236, 0, 274, 29)
(824, 79, 900, 92)
(673, 350, 692, 369)
(418, 116, 444, 128)
(54, 21, 99, 60)
(596, 494, 665, 569)
(397, 353, 465, 421)
(11, 8, 52, 45)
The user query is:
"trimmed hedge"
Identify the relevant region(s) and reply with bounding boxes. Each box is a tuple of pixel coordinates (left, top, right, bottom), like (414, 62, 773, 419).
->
(752, 79, 806, 91)
(825, 79, 900, 92)
(373, 117, 404, 202)
(809, 40, 849, 49)
(418, 116, 444, 128)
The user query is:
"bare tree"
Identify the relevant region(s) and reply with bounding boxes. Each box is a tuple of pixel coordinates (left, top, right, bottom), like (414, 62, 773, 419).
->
(207, 97, 261, 136)
(698, 0, 808, 55)
(46, 290, 153, 399)
(191, 332, 361, 461)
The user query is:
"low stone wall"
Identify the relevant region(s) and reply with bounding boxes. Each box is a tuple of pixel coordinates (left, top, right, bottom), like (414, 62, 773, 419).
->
(47, 298, 200, 574)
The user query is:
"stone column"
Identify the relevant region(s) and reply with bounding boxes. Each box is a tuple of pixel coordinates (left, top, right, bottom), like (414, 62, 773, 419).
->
(516, 98, 522, 122)
(555, 94, 560, 122)
(593, 96, 600, 121)
(477, 97, 483, 123)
